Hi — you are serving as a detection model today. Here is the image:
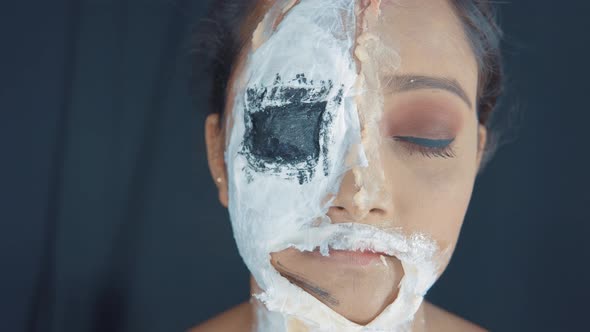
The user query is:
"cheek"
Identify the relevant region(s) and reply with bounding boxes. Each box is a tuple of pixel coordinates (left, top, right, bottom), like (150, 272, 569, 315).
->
(379, 139, 478, 255)
(378, 97, 480, 251)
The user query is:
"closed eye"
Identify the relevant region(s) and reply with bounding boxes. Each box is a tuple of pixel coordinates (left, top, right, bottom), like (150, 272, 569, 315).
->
(394, 136, 454, 148)
(393, 136, 456, 158)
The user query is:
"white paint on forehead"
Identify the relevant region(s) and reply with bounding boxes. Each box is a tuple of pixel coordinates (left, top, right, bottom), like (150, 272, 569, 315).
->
(224, 0, 443, 331)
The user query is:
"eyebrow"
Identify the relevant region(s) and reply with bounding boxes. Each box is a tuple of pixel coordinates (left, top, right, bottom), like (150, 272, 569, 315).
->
(383, 74, 473, 110)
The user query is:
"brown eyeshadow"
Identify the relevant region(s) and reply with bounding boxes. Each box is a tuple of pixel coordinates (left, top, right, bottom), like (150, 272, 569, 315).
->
(382, 94, 464, 139)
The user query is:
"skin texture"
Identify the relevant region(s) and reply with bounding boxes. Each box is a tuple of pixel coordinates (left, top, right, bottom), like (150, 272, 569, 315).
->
(198, 0, 488, 330)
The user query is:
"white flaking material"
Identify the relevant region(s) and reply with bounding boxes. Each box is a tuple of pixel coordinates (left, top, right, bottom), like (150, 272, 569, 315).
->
(225, 0, 444, 331)
(352, 0, 401, 215)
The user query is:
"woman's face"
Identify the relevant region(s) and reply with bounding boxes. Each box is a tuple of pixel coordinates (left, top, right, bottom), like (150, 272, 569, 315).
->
(206, 0, 486, 326)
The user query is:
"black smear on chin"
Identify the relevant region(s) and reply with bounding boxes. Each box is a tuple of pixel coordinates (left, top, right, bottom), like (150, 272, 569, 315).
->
(275, 260, 340, 306)
(242, 74, 343, 184)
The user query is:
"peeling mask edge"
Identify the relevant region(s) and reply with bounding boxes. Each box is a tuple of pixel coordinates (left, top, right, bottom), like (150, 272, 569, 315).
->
(224, 1, 444, 331)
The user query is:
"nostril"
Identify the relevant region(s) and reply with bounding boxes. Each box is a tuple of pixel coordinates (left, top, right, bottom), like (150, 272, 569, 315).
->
(327, 206, 353, 224)
(369, 208, 386, 215)
(328, 206, 346, 212)
(328, 206, 349, 219)
(328, 206, 348, 217)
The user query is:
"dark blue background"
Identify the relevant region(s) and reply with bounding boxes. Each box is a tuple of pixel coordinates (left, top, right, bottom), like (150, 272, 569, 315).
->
(1, 1, 589, 331)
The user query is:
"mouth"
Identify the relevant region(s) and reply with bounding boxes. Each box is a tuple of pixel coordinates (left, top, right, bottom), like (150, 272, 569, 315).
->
(269, 246, 405, 325)
(302, 247, 389, 266)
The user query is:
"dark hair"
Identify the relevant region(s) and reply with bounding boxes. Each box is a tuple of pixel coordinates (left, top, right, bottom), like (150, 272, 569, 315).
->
(191, 0, 503, 159)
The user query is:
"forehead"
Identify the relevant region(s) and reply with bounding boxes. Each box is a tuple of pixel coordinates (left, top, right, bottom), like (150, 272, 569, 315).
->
(231, 0, 478, 107)
(379, 0, 478, 101)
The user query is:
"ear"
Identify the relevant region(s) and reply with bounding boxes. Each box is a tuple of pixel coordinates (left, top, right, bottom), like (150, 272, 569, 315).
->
(205, 113, 228, 208)
(476, 124, 488, 171)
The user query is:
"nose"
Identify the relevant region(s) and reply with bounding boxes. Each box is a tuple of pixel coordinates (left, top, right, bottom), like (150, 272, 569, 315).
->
(328, 163, 392, 226)
(328, 82, 393, 226)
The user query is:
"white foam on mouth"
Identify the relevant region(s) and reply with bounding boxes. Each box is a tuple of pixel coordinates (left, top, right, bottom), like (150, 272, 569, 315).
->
(225, 0, 446, 330)
(273, 223, 438, 268)
(256, 223, 443, 331)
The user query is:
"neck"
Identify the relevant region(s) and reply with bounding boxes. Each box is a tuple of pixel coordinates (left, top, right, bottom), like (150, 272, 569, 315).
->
(249, 276, 427, 332)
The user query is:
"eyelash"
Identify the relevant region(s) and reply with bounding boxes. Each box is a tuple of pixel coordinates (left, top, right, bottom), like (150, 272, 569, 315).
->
(392, 136, 456, 159)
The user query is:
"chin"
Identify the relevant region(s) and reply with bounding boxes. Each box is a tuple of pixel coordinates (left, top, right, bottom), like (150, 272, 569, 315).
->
(270, 247, 405, 324)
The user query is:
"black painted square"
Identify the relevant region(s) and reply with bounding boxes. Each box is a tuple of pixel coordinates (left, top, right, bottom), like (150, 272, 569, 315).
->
(247, 100, 327, 164)
(242, 74, 340, 184)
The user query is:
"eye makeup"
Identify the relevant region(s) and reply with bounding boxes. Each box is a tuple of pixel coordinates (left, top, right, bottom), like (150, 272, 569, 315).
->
(393, 136, 456, 158)
(382, 94, 464, 159)
(395, 136, 454, 149)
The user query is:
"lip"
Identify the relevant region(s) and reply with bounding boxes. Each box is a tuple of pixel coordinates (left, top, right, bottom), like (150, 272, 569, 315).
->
(303, 248, 387, 266)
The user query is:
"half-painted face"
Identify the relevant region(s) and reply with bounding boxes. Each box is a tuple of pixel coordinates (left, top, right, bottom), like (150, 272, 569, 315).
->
(217, 0, 483, 330)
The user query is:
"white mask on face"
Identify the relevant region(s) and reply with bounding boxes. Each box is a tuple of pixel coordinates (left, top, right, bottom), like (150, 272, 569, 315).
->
(225, 0, 444, 331)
